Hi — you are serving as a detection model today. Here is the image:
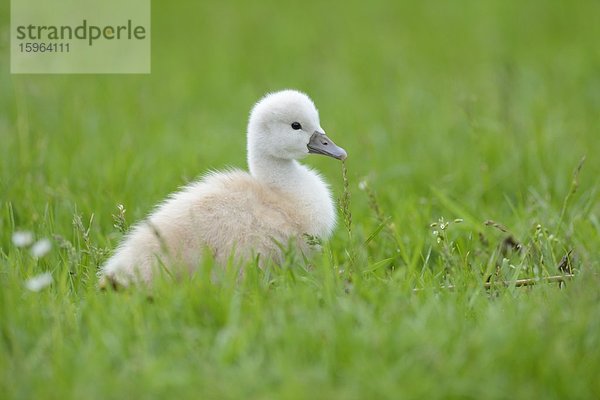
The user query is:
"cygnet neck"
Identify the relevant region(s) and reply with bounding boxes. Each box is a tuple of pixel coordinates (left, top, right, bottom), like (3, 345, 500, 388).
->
(248, 153, 305, 192)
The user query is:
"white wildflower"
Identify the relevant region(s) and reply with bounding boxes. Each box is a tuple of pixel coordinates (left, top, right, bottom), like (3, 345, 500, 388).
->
(30, 238, 52, 258)
(12, 231, 34, 247)
(25, 272, 53, 292)
(358, 180, 367, 191)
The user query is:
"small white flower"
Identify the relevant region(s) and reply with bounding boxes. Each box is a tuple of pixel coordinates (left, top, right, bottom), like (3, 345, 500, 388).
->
(25, 272, 53, 292)
(30, 238, 52, 258)
(12, 231, 34, 247)
(358, 180, 367, 190)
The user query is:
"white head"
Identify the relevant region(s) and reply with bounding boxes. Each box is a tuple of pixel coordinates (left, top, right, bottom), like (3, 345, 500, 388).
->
(247, 90, 347, 175)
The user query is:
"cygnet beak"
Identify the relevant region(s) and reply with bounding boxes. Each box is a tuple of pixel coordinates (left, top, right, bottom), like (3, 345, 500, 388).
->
(307, 132, 347, 161)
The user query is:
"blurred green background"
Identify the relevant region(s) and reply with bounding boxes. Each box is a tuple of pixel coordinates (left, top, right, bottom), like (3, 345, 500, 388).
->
(2, 0, 599, 224)
(2, 0, 600, 275)
(0, 0, 600, 398)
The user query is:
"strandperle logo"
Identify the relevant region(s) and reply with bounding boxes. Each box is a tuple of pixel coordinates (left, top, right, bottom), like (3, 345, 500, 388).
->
(11, 0, 151, 74)
(15, 19, 147, 46)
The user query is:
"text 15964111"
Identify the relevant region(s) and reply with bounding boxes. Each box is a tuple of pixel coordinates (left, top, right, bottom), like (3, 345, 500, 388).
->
(18, 43, 70, 53)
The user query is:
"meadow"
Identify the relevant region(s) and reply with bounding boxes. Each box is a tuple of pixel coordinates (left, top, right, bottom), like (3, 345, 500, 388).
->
(1, 0, 600, 398)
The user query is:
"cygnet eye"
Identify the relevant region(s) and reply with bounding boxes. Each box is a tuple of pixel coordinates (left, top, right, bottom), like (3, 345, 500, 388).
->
(291, 122, 302, 130)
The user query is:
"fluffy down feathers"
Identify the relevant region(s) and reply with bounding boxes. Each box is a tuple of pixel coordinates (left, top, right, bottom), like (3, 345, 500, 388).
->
(100, 90, 346, 287)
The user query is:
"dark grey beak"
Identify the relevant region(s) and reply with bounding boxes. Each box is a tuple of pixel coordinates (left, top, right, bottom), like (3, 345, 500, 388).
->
(307, 132, 347, 160)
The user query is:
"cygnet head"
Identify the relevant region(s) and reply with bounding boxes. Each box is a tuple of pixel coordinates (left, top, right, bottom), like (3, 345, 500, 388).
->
(247, 90, 347, 173)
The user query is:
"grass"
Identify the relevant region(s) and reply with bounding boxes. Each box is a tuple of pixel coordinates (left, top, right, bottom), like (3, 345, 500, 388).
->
(2, 0, 600, 398)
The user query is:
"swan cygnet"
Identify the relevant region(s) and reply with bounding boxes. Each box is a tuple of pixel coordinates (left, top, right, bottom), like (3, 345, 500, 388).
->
(99, 89, 347, 287)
